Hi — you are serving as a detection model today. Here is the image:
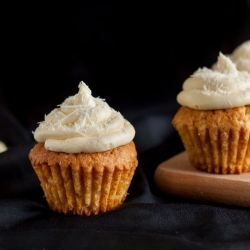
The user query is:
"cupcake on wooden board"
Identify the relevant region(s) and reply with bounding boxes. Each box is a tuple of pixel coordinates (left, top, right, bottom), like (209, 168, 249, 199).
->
(172, 52, 250, 174)
(29, 81, 138, 216)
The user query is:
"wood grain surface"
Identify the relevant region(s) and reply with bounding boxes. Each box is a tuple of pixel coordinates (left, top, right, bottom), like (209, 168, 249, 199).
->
(154, 151, 250, 207)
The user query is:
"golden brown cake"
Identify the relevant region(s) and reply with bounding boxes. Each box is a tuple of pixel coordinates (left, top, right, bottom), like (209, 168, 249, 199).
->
(172, 52, 250, 174)
(172, 106, 250, 174)
(29, 141, 137, 215)
(29, 82, 138, 215)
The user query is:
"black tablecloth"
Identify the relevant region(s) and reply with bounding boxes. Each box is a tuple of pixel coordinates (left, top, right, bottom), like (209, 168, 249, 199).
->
(1, 105, 250, 250)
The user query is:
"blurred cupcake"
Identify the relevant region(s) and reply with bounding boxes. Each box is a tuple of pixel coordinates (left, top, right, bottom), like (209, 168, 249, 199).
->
(229, 40, 250, 73)
(29, 82, 138, 215)
(172, 53, 250, 174)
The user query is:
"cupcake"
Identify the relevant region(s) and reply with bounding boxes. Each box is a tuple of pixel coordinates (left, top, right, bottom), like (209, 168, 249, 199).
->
(172, 52, 250, 174)
(29, 81, 138, 215)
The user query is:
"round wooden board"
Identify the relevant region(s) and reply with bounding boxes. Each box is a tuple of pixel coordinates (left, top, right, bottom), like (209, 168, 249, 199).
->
(154, 151, 250, 207)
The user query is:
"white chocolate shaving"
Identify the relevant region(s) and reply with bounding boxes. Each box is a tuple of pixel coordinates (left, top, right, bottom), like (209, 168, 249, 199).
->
(33, 81, 135, 153)
(177, 53, 250, 110)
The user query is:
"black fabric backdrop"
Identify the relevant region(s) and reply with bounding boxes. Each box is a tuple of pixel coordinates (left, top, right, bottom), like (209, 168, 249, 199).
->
(2, 101, 250, 250)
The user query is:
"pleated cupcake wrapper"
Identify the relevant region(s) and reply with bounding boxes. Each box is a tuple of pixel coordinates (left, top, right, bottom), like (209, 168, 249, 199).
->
(32, 163, 135, 215)
(179, 124, 250, 174)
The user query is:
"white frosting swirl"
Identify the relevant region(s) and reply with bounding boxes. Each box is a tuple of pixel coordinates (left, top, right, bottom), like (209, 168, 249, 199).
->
(177, 53, 250, 110)
(230, 40, 250, 73)
(33, 81, 135, 153)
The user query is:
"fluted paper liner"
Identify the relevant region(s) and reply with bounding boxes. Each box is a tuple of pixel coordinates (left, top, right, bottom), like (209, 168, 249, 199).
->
(29, 142, 138, 215)
(172, 106, 250, 174)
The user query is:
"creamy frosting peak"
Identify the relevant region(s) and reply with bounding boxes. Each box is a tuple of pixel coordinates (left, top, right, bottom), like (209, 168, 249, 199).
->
(177, 53, 250, 110)
(33, 81, 135, 153)
(230, 40, 250, 73)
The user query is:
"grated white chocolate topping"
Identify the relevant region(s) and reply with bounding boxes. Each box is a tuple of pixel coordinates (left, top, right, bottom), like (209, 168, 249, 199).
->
(177, 52, 250, 110)
(33, 81, 135, 153)
(230, 40, 250, 73)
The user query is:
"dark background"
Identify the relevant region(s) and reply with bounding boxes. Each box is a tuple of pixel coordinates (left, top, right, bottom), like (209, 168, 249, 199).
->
(1, 1, 250, 153)
(1, 3, 250, 249)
